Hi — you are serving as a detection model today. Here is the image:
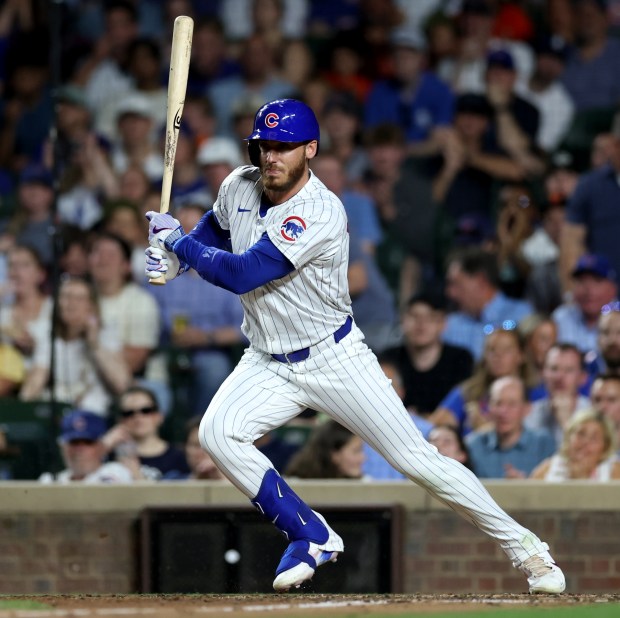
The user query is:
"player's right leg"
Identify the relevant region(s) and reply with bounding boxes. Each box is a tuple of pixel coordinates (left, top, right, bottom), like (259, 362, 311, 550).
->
(198, 349, 343, 591)
(302, 330, 565, 594)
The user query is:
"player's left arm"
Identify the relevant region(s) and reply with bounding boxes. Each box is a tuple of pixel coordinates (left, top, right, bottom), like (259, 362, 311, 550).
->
(145, 207, 236, 279)
(172, 232, 294, 294)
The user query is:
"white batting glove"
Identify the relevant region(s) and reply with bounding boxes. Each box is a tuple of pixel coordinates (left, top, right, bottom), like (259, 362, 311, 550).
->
(145, 211, 185, 251)
(145, 246, 186, 281)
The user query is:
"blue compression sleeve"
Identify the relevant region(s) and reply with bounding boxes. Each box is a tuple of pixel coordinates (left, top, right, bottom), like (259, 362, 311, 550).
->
(173, 232, 295, 294)
(188, 209, 232, 251)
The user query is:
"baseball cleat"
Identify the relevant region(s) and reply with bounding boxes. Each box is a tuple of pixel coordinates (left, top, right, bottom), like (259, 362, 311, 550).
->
(519, 553, 566, 594)
(272, 540, 339, 591)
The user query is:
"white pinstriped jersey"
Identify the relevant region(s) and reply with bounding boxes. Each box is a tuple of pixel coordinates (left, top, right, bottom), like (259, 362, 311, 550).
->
(213, 166, 352, 355)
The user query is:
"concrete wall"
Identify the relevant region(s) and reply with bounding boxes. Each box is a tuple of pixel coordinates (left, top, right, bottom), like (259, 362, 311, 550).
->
(0, 481, 619, 594)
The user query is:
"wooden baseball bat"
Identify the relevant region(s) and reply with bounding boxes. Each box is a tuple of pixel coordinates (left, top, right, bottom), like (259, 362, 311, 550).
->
(149, 15, 194, 286)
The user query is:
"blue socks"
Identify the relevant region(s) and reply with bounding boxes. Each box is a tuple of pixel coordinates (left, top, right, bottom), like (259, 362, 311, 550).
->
(251, 469, 329, 544)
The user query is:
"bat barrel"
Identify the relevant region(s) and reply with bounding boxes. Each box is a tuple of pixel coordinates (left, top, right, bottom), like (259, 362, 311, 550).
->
(149, 15, 194, 286)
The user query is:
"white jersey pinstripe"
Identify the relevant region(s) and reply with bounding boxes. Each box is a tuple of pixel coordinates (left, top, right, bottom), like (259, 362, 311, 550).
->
(213, 166, 351, 355)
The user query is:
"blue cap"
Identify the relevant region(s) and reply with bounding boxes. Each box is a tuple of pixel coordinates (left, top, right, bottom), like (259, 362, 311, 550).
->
(19, 164, 53, 187)
(487, 49, 515, 70)
(455, 212, 494, 246)
(572, 254, 617, 282)
(533, 34, 570, 61)
(60, 410, 108, 443)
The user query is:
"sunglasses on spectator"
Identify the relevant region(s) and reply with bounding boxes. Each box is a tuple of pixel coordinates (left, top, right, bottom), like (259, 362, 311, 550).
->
(67, 439, 97, 446)
(120, 405, 159, 418)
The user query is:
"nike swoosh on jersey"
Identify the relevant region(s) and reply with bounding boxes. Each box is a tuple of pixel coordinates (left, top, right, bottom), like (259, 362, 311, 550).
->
(297, 513, 307, 526)
(237, 207, 252, 212)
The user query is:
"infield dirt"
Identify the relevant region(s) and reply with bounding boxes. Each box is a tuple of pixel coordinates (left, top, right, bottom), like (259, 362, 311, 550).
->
(1, 593, 619, 618)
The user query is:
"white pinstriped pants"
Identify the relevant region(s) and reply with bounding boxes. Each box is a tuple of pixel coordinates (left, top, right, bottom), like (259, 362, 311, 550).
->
(199, 322, 548, 565)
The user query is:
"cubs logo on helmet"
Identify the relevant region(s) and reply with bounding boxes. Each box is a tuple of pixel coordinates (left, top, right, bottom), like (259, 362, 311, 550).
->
(280, 216, 306, 242)
(246, 99, 320, 166)
(265, 112, 279, 128)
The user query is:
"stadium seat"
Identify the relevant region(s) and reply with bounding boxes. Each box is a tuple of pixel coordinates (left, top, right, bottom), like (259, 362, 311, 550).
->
(0, 399, 72, 479)
(557, 106, 617, 173)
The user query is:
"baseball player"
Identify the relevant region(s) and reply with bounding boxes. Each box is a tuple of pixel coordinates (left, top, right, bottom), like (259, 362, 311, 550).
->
(144, 99, 565, 594)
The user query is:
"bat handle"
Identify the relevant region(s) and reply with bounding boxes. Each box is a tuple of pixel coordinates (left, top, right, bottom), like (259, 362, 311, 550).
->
(148, 199, 170, 287)
(149, 274, 167, 286)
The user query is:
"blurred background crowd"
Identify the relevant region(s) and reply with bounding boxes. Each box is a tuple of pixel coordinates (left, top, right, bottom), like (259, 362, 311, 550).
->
(1, 0, 620, 484)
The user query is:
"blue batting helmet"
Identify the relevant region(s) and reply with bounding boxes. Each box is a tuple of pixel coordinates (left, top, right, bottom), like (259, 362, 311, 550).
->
(246, 99, 320, 166)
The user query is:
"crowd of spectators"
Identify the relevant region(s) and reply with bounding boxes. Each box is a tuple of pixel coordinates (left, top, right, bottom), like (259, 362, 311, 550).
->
(1, 0, 620, 482)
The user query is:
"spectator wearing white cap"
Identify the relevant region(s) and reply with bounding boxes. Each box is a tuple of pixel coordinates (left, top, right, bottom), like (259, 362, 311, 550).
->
(197, 137, 244, 197)
(110, 94, 164, 183)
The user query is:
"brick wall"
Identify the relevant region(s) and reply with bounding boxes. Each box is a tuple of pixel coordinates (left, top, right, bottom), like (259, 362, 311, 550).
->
(0, 482, 619, 594)
(404, 511, 620, 593)
(0, 513, 136, 594)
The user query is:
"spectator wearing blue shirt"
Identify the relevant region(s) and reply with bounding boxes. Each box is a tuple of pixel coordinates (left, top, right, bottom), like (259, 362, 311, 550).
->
(364, 27, 455, 157)
(525, 344, 591, 449)
(560, 120, 620, 293)
(466, 376, 556, 479)
(207, 34, 295, 139)
(186, 17, 241, 97)
(443, 247, 534, 360)
(552, 254, 618, 357)
(434, 327, 534, 437)
(560, 0, 620, 112)
(310, 152, 381, 255)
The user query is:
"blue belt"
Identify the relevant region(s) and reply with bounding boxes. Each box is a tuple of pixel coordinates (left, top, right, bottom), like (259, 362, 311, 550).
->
(271, 316, 353, 364)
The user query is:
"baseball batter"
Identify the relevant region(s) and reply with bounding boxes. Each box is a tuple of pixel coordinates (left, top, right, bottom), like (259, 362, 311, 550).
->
(145, 99, 565, 594)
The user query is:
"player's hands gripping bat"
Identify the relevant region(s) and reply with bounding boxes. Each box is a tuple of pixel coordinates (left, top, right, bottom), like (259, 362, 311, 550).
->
(146, 210, 184, 252)
(145, 246, 186, 282)
(148, 14, 193, 286)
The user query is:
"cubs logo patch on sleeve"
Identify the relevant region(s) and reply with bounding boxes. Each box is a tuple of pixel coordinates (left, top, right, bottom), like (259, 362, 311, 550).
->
(280, 216, 306, 241)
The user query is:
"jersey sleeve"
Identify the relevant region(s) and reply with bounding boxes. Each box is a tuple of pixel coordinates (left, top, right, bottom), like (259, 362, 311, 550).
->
(265, 199, 348, 270)
(212, 166, 257, 231)
(212, 181, 230, 230)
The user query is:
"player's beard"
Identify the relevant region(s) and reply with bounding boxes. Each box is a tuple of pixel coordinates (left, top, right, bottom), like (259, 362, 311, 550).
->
(261, 151, 307, 196)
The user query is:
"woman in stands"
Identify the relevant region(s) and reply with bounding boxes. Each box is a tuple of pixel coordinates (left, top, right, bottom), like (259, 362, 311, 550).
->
(530, 408, 620, 480)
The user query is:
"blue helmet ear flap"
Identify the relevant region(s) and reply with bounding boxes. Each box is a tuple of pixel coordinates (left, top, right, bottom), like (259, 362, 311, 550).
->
(248, 141, 260, 167)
